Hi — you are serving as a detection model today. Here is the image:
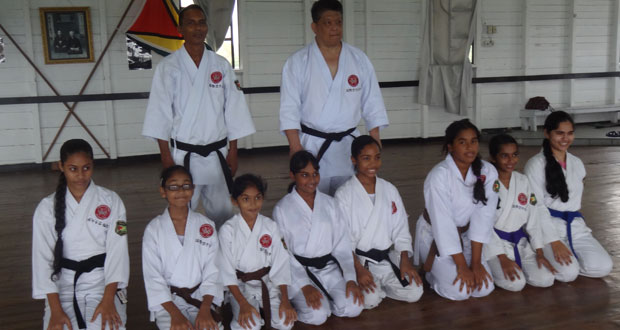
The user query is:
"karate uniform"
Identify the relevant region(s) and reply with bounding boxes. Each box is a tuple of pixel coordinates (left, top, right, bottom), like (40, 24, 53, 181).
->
(142, 208, 223, 329)
(279, 40, 389, 195)
(524, 151, 613, 278)
(32, 181, 129, 330)
(413, 154, 498, 301)
(219, 214, 293, 330)
(272, 189, 362, 325)
(143, 45, 256, 227)
(335, 176, 423, 308)
(485, 172, 579, 291)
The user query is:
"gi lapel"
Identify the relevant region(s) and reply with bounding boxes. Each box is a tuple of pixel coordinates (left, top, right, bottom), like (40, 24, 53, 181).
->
(175, 47, 210, 142)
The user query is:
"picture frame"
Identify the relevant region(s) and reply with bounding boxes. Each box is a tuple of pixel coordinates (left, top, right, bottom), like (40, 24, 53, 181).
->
(39, 7, 94, 64)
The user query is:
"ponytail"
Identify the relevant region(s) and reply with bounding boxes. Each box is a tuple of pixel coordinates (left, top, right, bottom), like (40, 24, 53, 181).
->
(472, 156, 487, 205)
(51, 173, 67, 281)
(543, 139, 569, 202)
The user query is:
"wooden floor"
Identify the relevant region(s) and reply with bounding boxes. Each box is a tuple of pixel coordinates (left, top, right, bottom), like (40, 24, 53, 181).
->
(1, 140, 619, 329)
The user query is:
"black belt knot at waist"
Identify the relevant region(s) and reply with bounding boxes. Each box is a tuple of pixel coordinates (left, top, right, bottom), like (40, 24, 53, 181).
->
(355, 248, 409, 287)
(60, 253, 106, 329)
(294, 253, 342, 301)
(170, 138, 232, 194)
(300, 124, 356, 162)
(236, 267, 272, 329)
(169, 284, 222, 323)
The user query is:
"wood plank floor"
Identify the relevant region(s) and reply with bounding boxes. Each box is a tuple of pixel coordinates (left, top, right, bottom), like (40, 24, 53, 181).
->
(1, 140, 618, 329)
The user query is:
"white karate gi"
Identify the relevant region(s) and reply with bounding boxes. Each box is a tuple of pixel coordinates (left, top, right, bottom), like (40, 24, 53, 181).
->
(413, 154, 498, 301)
(32, 181, 129, 330)
(272, 189, 363, 325)
(485, 172, 579, 291)
(143, 45, 256, 226)
(335, 176, 423, 308)
(142, 208, 223, 329)
(524, 151, 613, 278)
(280, 40, 389, 195)
(219, 214, 293, 330)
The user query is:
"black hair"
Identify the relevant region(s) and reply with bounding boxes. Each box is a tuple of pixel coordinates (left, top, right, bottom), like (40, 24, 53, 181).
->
(488, 134, 518, 165)
(443, 119, 487, 205)
(232, 174, 268, 199)
(288, 150, 320, 193)
(351, 135, 381, 159)
(179, 4, 206, 26)
(51, 139, 94, 281)
(160, 165, 193, 188)
(542, 111, 574, 202)
(311, 0, 343, 23)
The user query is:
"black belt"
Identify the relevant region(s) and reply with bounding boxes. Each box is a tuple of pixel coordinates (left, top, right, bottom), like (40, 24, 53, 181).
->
(169, 284, 222, 323)
(236, 267, 272, 329)
(60, 253, 106, 329)
(300, 124, 356, 162)
(170, 138, 232, 194)
(294, 253, 342, 301)
(355, 248, 409, 287)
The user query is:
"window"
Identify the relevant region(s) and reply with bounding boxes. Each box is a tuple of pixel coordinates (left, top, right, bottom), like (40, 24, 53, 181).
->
(180, 0, 239, 69)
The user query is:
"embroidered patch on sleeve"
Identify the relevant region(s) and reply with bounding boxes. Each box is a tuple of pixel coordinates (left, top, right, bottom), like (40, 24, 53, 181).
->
(530, 193, 537, 205)
(391, 201, 397, 214)
(493, 180, 500, 193)
(115, 221, 127, 236)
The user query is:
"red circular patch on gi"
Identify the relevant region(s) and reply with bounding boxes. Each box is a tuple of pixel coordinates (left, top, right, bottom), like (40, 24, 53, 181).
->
(518, 193, 527, 205)
(95, 205, 111, 220)
(348, 74, 359, 87)
(479, 175, 486, 183)
(210, 71, 222, 84)
(200, 224, 214, 238)
(259, 234, 272, 248)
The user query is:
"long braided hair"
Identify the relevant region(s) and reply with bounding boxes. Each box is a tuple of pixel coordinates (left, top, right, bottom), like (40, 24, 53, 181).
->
(51, 139, 94, 281)
(443, 119, 487, 205)
(542, 111, 574, 202)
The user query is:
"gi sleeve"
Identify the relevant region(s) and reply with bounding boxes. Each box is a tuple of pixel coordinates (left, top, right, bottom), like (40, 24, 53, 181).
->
(525, 186, 545, 250)
(142, 62, 176, 141)
(267, 224, 292, 287)
(334, 186, 358, 251)
(217, 224, 240, 287)
(32, 197, 59, 299)
(142, 220, 173, 311)
(104, 193, 129, 289)
(524, 157, 560, 244)
(272, 204, 312, 288)
(360, 53, 389, 131)
(389, 187, 413, 257)
(468, 165, 499, 245)
(331, 202, 357, 283)
(199, 223, 222, 301)
(425, 167, 463, 256)
(279, 57, 303, 133)
(483, 230, 507, 261)
(222, 62, 256, 141)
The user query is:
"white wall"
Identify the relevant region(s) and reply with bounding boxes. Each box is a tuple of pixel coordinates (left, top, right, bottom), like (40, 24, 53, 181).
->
(0, 0, 618, 165)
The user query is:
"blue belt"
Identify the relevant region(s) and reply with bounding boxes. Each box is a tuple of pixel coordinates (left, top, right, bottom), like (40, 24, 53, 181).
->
(494, 227, 529, 268)
(547, 208, 583, 259)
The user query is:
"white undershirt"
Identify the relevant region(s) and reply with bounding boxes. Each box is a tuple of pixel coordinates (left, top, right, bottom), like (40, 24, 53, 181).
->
(177, 235, 184, 245)
(368, 193, 376, 204)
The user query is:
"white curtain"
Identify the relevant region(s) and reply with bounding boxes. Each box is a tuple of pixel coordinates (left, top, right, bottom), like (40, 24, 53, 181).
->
(418, 0, 477, 115)
(194, 0, 235, 51)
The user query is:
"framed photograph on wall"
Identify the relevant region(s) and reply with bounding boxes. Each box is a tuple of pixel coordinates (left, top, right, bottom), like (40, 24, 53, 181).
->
(39, 7, 94, 64)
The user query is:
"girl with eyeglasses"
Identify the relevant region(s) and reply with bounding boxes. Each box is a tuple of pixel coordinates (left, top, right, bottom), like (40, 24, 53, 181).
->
(32, 139, 129, 330)
(142, 165, 223, 330)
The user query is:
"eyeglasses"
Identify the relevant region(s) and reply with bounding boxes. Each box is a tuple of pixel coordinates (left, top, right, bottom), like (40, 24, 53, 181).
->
(165, 184, 194, 191)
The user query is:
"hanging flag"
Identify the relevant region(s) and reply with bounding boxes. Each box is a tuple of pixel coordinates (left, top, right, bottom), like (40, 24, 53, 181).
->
(126, 0, 184, 56)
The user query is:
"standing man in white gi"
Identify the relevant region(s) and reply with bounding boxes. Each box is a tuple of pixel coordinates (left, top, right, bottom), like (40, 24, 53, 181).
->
(279, 0, 389, 195)
(143, 4, 255, 227)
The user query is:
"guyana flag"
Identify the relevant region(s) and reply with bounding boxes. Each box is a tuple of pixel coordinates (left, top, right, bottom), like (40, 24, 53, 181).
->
(126, 0, 184, 56)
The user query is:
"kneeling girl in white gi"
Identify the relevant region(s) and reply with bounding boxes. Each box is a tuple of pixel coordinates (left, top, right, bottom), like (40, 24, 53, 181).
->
(142, 165, 222, 330)
(219, 174, 297, 330)
(32, 139, 129, 330)
(273, 151, 364, 325)
(414, 119, 497, 301)
(524, 111, 612, 278)
(486, 134, 579, 292)
(335, 135, 423, 309)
